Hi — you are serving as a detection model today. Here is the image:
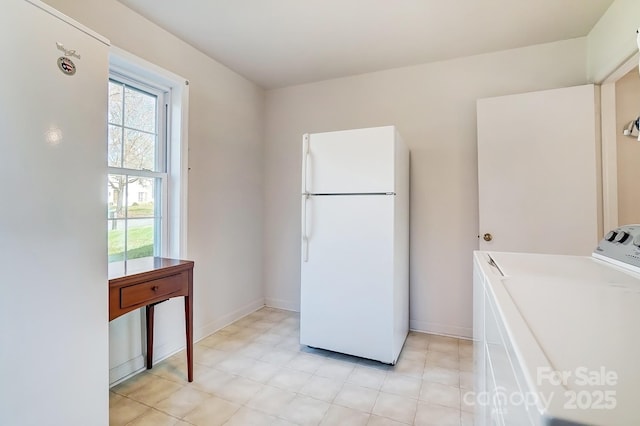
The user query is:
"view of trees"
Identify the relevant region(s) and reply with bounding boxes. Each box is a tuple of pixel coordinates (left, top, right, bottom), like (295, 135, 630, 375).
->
(107, 80, 160, 261)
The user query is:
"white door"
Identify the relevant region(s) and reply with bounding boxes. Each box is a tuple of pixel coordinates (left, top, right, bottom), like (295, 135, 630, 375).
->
(477, 85, 600, 255)
(300, 194, 395, 362)
(303, 126, 396, 194)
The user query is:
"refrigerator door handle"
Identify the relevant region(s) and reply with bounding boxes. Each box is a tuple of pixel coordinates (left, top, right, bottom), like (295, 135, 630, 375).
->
(302, 194, 309, 262)
(303, 134, 310, 193)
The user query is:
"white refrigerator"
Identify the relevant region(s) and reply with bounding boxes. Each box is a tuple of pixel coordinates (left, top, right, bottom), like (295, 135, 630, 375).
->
(300, 125, 409, 364)
(0, 1, 109, 424)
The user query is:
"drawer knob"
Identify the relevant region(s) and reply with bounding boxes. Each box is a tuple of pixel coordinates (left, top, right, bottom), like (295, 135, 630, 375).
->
(151, 285, 159, 292)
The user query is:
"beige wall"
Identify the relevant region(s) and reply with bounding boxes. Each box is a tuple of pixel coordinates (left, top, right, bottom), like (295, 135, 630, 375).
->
(40, 0, 605, 342)
(616, 70, 640, 224)
(43, 0, 266, 378)
(263, 38, 589, 337)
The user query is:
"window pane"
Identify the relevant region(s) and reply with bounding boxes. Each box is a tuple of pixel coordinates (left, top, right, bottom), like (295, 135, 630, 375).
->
(108, 125, 122, 168)
(125, 177, 156, 218)
(108, 219, 126, 263)
(108, 81, 123, 125)
(107, 174, 127, 219)
(124, 86, 156, 133)
(126, 218, 155, 260)
(107, 76, 165, 263)
(123, 129, 155, 170)
(107, 174, 161, 262)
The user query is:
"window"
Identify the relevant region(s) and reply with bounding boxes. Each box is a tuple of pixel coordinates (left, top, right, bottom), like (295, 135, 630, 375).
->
(107, 76, 168, 262)
(107, 47, 189, 264)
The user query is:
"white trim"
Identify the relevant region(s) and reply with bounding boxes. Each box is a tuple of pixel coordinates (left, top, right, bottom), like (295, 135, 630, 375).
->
(110, 299, 264, 387)
(108, 355, 145, 386)
(409, 319, 472, 339)
(264, 297, 300, 312)
(108, 344, 186, 387)
(195, 299, 266, 341)
(602, 52, 640, 85)
(107, 167, 168, 179)
(25, 0, 109, 45)
(169, 77, 190, 258)
(599, 52, 639, 232)
(109, 46, 189, 88)
(600, 83, 619, 232)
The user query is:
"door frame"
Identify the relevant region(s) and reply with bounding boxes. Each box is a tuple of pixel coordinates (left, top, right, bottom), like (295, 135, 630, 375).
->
(600, 52, 640, 231)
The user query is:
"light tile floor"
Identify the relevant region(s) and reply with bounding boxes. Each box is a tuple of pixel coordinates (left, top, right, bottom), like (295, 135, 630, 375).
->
(110, 307, 474, 426)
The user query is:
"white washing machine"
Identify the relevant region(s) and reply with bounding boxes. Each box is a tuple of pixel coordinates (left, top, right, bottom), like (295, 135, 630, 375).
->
(473, 225, 640, 425)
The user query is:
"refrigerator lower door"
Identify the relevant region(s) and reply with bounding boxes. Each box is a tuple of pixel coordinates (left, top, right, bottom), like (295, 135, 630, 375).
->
(300, 194, 397, 363)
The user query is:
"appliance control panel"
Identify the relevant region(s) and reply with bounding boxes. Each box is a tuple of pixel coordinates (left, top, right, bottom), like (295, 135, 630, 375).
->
(593, 224, 640, 270)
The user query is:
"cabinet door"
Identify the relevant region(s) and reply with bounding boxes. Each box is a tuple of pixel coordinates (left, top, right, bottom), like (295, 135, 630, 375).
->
(472, 260, 487, 423)
(0, 1, 109, 425)
(477, 85, 600, 255)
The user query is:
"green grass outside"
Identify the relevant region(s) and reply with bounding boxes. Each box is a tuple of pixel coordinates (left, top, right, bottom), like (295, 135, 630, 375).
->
(127, 203, 154, 217)
(108, 225, 154, 262)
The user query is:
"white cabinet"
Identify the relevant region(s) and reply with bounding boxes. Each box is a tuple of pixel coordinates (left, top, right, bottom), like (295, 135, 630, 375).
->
(473, 254, 536, 425)
(0, 1, 109, 425)
(477, 85, 601, 255)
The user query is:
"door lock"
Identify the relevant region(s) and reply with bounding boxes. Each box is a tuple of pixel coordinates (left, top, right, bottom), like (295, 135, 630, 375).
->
(483, 233, 493, 242)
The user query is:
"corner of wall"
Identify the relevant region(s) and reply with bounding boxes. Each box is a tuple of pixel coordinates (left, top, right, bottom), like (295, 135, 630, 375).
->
(587, 0, 640, 83)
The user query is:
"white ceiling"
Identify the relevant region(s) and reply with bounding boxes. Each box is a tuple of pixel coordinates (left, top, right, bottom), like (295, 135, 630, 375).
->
(116, 0, 614, 89)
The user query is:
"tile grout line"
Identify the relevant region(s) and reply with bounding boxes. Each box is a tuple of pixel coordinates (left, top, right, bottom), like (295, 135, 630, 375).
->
(111, 308, 468, 426)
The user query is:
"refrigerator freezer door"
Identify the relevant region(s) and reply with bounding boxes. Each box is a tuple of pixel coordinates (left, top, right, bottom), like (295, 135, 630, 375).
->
(300, 194, 396, 362)
(304, 126, 396, 194)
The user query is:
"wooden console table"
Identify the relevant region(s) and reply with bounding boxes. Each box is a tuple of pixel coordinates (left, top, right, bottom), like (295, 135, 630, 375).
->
(109, 257, 194, 382)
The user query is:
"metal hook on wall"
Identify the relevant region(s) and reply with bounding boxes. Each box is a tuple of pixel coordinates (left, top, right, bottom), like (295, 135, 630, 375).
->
(623, 116, 640, 140)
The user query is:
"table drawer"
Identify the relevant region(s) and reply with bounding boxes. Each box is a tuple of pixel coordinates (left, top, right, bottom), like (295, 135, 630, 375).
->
(120, 273, 185, 308)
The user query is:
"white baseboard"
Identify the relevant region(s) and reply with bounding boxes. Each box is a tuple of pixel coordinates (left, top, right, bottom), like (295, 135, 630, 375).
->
(261, 301, 474, 339)
(109, 298, 267, 386)
(194, 298, 266, 342)
(109, 355, 145, 386)
(109, 336, 188, 386)
(264, 297, 299, 312)
(109, 344, 196, 387)
(409, 319, 472, 340)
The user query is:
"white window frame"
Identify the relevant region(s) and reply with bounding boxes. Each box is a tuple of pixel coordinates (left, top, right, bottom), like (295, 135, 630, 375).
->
(108, 74, 168, 259)
(109, 47, 189, 259)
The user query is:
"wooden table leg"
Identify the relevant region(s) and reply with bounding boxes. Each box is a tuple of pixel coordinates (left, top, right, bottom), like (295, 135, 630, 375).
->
(146, 304, 154, 370)
(185, 294, 193, 382)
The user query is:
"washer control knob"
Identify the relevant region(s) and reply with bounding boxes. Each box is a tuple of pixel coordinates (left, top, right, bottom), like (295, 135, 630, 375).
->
(633, 234, 640, 247)
(605, 231, 618, 242)
(614, 231, 630, 243)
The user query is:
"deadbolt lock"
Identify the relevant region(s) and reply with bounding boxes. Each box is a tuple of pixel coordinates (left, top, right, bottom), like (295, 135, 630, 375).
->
(483, 233, 493, 242)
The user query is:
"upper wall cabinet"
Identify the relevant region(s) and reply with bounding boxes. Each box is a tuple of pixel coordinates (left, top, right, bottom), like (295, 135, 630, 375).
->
(477, 84, 600, 256)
